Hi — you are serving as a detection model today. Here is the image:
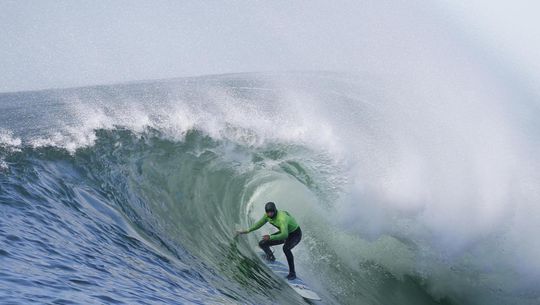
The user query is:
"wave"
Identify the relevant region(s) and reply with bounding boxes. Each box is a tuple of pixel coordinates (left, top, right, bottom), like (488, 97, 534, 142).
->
(1, 72, 539, 304)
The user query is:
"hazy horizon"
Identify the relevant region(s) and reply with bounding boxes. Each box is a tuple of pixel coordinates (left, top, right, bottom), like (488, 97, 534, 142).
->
(1, 1, 539, 95)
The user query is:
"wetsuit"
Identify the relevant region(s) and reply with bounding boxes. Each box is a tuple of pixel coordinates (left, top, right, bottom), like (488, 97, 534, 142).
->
(248, 210, 302, 276)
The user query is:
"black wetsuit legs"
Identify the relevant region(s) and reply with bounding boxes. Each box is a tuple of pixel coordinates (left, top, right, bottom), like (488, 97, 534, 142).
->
(259, 227, 302, 275)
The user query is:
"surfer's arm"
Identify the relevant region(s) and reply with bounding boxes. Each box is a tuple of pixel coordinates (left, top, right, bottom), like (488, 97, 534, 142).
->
(247, 216, 267, 233)
(269, 222, 288, 241)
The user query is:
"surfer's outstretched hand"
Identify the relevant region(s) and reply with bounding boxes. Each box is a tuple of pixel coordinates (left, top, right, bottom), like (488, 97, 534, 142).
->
(235, 230, 247, 236)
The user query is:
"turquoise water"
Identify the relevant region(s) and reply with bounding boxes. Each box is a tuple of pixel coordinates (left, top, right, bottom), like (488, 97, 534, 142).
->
(1, 72, 538, 304)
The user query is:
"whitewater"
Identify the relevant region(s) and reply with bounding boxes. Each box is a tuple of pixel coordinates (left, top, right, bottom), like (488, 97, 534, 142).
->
(1, 72, 539, 305)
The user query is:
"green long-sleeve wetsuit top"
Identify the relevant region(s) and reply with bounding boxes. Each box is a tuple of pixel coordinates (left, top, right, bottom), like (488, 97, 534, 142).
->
(247, 210, 299, 241)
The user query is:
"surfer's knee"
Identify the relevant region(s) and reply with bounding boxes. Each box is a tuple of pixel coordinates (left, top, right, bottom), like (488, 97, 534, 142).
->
(258, 239, 266, 248)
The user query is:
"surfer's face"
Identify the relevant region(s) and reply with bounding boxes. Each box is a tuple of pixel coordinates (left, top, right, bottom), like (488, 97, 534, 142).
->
(266, 211, 275, 218)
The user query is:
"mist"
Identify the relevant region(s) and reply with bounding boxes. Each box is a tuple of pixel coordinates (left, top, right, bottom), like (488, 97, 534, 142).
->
(1, 0, 537, 94)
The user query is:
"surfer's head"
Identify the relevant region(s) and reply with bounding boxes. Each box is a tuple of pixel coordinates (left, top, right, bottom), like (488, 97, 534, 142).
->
(265, 201, 277, 218)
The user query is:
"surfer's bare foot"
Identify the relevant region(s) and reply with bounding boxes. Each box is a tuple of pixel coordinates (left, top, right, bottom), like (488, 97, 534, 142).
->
(286, 273, 296, 280)
(266, 254, 275, 261)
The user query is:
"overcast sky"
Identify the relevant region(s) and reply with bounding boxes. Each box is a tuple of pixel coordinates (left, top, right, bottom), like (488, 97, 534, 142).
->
(1, 0, 539, 93)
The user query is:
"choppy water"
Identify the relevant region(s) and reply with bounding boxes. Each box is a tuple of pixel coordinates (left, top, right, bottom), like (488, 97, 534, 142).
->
(1, 72, 539, 304)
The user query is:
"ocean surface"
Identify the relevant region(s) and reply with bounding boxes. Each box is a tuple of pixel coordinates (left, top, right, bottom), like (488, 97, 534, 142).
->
(1, 72, 539, 305)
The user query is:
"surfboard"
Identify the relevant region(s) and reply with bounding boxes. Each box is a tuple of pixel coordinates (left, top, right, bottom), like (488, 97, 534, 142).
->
(258, 252, 322, 301)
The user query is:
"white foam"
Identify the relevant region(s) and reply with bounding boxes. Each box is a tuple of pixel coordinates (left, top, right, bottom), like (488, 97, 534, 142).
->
(0, 129, 22, 148)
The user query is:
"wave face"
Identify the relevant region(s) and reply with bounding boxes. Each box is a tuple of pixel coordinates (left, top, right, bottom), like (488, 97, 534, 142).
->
(1, 72, 539, 305)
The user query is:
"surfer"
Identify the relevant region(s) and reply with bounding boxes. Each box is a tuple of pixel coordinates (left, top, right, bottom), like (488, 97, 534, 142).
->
(236, 202, 302, 280)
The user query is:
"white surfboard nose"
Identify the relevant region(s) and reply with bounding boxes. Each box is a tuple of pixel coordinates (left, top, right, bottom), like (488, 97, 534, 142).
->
(257, 249, 322, 301)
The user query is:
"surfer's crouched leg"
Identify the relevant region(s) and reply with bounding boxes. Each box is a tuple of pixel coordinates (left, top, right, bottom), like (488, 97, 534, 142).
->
(283, 227, 302, 278)
(259, 239, 283, 261)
